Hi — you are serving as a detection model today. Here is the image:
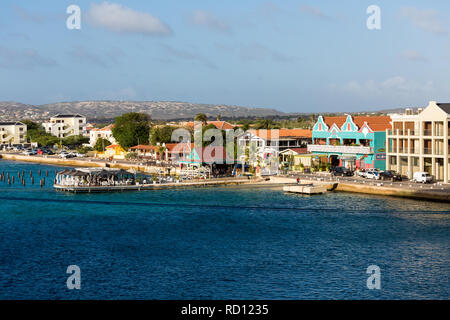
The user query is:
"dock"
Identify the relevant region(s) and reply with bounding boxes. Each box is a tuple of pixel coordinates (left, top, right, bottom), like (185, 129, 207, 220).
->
(283, 184, 327, 195)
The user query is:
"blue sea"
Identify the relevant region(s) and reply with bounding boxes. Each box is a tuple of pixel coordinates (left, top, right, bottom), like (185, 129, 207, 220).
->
(0, 160, 448, 299)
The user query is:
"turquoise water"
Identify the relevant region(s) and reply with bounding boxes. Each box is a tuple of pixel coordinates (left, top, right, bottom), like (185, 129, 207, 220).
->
(0, 160, 449, 299)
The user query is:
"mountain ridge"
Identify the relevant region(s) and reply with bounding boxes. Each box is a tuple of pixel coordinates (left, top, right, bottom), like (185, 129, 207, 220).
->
(0, 100, 286, 122)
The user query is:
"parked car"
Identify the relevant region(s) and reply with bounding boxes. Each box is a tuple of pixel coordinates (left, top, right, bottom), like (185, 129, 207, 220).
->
(356, 169, 367, 178)
(73, 152, 86, 158)
(413, 172, 433, 183)
(331, 166, 353, 177)
(23, 149, 37, 156)
(365, 169, 381, 180)
(44, 149, 55, 155)
(59, 151, 75, 159)
(380, 170, 402, 182)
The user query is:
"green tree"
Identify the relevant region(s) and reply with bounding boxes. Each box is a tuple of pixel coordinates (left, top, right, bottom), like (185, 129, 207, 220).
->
(194, 113, 208, 125)
(241, 123, 250, 131)
(157, 145, 166, 160)
(62, 135, 89, 147)
(255, 119, 279, 129)
(112, 112, 150, 149)
(150, 126, 176, 145)
(22, 120, 59, 147)
(125, 152, 139, 160)
(93, 138, 111, 152)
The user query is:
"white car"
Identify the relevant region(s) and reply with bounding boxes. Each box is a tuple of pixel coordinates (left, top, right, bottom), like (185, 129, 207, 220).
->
(413, 172, 433, 183)
(59, 152, 75, 158)
(73, 152, 86, 158)
(356, 170, 367, 178)
(365, 169, 381, 180)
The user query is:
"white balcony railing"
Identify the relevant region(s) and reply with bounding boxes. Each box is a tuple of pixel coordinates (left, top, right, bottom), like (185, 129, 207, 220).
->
(307, 144, 373, 154)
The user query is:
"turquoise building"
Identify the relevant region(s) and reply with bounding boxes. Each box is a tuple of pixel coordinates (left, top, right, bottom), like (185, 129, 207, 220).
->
(307, 115, 391, 170)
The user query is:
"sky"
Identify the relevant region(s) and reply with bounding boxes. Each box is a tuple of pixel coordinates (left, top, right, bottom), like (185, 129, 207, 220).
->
(0, 0, 450, 113)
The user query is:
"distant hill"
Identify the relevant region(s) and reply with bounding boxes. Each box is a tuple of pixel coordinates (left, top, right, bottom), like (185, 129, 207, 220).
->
(0, 101, 286, 122)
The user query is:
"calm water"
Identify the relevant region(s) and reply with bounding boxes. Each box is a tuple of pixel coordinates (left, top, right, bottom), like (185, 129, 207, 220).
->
(0, 160, 448, 300)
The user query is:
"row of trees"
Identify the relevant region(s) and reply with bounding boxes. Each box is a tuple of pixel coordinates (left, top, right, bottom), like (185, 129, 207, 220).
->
(23, 111, 315, 151)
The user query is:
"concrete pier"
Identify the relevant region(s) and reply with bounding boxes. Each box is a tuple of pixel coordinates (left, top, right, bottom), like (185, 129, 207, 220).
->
(283, 184, 327, 195)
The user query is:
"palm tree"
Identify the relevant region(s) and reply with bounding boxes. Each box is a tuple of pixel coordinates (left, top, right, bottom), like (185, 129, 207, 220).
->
(157, 145, 166, 161)
(255, 119, 274, 129)
(194, 113, 208, 125)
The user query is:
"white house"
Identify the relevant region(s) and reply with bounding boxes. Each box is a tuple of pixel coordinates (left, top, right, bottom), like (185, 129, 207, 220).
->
(43, 114, 87, 138)
(89, 124, 117, 147)
(0, 121, 27, 145)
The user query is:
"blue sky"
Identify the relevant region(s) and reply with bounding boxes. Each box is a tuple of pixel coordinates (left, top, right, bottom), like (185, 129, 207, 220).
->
(0, 0, 449, 113)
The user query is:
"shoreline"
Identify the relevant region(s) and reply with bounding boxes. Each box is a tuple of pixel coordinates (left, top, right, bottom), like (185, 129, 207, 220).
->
(1, 153, 450, 202)
(0, 153, 166, 173)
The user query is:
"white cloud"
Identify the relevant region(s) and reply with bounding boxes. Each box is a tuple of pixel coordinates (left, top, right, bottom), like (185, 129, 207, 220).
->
(159, 44, 216, 69)
(401, 7, 450, 35)
(67, 45, 127, 67)
(299, 5, 332, 20)
(189, 10, 230, 33)
(0, 46, 57, 69)
(87, 2, 172, 36)
(238, 43, 295, 63)
(328, 76, 445, 108)
(330, 76, 439, 101)
(400, 50, 428, 62)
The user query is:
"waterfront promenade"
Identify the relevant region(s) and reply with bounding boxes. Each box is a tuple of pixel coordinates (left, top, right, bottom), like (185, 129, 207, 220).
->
(275, 174, 450, 202)
(1, 151, 450, 201)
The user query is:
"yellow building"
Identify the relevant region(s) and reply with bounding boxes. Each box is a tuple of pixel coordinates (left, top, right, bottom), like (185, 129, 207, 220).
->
(99, 144, 127, 160)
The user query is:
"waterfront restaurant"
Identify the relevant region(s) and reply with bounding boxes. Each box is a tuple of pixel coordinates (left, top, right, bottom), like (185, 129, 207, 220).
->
(307, 115, 391, 170)
(55, 168, 139, 187)
(386, 101, 450, 182)
(180, 146, 235, 177)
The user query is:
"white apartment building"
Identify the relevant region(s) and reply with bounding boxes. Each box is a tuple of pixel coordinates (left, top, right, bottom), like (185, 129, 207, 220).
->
(89, 124, 117, 147)
(386, 101, 450, 182)
(43, 114, 87, 138)
(0, 121, 27, 145)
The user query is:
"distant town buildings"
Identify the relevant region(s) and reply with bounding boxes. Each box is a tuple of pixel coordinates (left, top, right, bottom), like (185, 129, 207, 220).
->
(89, 124, 117, 147)
(0, 121, 27, 145)
(307, 115, 391, 170)
(43, 114, 87, 138)
(387, 101, 450, 183)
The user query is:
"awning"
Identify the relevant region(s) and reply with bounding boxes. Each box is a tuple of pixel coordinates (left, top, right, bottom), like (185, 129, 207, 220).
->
(338, 155, 357, 160)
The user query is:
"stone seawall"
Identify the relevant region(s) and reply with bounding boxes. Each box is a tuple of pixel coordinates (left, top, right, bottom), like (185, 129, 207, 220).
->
(334, 182, 450, 202)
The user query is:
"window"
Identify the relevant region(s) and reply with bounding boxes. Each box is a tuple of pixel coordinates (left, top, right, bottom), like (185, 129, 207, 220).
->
(390, 156, 397, 165)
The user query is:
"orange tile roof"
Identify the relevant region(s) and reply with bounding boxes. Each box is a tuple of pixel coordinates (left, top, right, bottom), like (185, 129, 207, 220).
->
(185, 121, 236, 130)
(130, 145, 157, 150)
(283, 147, 308, 154)
(165, 143, 194, 153)
(323, 116, 391, 132)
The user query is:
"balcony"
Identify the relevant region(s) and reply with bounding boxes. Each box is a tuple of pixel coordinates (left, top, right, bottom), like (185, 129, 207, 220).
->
(388, 129, 416, 136)
(307, 144, 373, 154)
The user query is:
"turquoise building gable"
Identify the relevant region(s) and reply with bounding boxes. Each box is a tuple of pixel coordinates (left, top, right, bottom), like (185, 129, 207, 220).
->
(307, 115, 391, 170)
